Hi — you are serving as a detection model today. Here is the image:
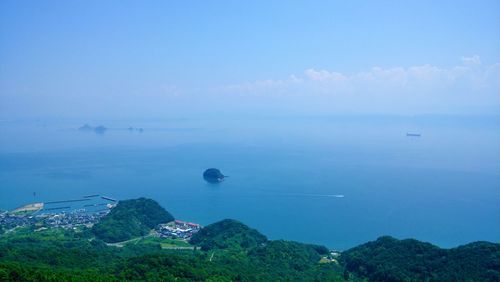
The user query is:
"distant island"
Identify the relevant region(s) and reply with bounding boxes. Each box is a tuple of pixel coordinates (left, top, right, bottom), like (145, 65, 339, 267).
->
(0, 197, 499, 281)
(78, 124, 108, 134)
(78, 124, 93, 131)
(127, 126, 144, 132)
(203, 168, 226, 183)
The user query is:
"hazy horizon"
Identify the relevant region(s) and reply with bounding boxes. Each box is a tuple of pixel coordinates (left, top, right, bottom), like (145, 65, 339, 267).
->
(1, 1, 499, 119)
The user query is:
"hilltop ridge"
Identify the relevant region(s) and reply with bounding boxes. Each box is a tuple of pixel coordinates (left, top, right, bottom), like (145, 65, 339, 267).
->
(92, 198, 174, 243)
(0, 197, 499, 281)
(190, 219, 267, 251)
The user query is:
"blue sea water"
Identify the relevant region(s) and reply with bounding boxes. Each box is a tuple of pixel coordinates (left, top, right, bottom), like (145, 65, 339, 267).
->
(0, 116, 499, 250)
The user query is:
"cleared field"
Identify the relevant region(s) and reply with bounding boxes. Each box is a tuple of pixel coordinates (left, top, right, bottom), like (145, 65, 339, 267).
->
(121, 236, 193, 249)
(10, 203, 44, 214)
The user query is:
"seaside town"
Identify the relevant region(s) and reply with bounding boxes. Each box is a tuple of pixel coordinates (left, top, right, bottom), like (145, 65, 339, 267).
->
(0, 195, 202, 241)
(0, 195, 117, 232)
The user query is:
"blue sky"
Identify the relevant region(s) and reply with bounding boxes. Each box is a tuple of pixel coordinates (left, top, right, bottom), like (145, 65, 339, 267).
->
(0, 0, 499, 118)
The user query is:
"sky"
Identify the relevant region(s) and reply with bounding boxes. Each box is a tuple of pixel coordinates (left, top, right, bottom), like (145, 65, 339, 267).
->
(0, 0, 499, 119)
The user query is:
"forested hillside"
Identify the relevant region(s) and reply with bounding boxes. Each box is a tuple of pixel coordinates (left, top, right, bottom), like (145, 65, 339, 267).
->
(0, 198, 499, 281)
(190, 219, 268, 250)
(341, 236, 500, 281)
(92, 198, 174, 243)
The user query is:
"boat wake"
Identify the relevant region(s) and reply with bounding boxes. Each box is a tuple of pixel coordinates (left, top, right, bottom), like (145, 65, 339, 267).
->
(287, 193, 345, 198)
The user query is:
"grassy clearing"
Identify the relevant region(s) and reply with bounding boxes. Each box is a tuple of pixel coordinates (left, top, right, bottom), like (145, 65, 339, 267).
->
(123, 235, 192, 248)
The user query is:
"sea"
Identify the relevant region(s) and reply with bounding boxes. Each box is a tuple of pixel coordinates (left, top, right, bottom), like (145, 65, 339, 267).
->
(0, 115, 499, 250)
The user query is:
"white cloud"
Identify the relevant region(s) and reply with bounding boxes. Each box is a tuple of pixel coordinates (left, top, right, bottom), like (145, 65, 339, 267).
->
(216, 56, 500, 114)
(221, 55, 498, 93)
(304, 69, 347, 82)
(461, 55, 482, 66)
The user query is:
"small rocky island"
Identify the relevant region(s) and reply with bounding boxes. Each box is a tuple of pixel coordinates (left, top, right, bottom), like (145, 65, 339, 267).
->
(203, 168, 226, 183)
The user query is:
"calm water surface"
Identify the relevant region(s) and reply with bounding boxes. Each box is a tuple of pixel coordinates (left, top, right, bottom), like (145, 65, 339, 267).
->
(0, 116, 499, 250)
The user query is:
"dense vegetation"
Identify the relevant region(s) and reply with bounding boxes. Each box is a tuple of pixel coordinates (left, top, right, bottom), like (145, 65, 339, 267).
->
(187, 219, 342, 281)
(341, 236, 500, 281)
(190, 219, 267, 251)
(0, 226, 343, 281)
(92, 198, 174, 243)
(1, 198, 499, 281)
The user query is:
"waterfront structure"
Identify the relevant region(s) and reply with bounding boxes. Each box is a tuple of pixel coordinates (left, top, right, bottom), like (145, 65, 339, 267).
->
(0, 195, 117, 231)
(156, 220, 201, 239)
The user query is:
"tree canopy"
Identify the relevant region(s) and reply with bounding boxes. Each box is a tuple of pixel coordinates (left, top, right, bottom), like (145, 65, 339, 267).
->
(1, 198, 499, 282)
(190, 219, 267, 251)
(92, 198, 174, 243)
(341, 236, 500, 281)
